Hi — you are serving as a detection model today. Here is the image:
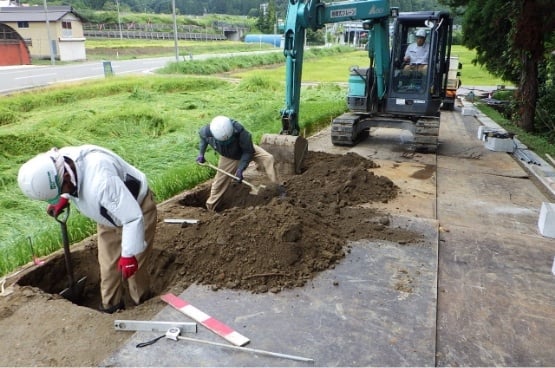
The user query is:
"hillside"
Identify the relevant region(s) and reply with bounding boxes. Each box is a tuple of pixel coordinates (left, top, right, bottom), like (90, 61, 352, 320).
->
(24, 0, 448, 16)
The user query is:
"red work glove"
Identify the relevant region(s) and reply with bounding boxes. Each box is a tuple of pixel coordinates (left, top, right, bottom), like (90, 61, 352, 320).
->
(46, 195, 69, 218)
(118, 256, 138, 279)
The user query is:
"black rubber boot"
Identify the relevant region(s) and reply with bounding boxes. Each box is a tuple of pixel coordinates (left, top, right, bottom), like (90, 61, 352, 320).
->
(98, 300, 125, 314)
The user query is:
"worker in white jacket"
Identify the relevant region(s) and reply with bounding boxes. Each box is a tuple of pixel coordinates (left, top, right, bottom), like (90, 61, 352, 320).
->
(17, 145, 157, 313)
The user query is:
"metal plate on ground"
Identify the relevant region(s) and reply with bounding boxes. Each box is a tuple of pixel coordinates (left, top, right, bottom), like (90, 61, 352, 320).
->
(436, 227, 555, 366)
(103, 215, 439, 367)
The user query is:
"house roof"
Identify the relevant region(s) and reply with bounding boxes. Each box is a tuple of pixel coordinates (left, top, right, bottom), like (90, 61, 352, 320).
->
(0, 5, 82, 22)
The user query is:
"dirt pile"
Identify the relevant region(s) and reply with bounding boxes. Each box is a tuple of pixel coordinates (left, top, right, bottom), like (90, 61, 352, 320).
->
(155, 151, 418, 294)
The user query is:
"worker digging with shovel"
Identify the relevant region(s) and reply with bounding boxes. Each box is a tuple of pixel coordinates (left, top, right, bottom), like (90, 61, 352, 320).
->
(196, 115, 284, 211)
(17, 145, 157, 313)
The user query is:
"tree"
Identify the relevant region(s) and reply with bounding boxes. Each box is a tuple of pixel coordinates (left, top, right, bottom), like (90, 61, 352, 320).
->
(512, 0, 555, 131)
(440, 0, 555, 132)
(256, 0, 277, 34)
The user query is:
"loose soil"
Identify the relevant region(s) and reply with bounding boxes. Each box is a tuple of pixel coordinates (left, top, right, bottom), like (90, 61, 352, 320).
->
(0, 151, 421, 366)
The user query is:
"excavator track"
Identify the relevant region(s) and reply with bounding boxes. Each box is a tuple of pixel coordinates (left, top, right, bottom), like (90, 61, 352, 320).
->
(413, 119, 440, 153)
(331, 113, 365, 146)
(331, 113, 440, 152)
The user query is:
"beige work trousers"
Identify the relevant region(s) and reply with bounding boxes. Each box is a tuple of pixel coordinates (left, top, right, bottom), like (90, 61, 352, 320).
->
(97, 190, 157, 309)
(206, 145, 279, 211)
(402, 63, 428, 75)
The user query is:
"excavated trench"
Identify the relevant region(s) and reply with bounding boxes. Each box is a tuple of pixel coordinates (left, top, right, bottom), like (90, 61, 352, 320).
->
(15, 151, 421, 311)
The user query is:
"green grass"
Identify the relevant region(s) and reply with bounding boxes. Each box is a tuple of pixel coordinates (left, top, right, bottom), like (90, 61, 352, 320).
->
(230, 46, 511, 87)
(450, 45, 512, 88)
(84, 39, 276, 60)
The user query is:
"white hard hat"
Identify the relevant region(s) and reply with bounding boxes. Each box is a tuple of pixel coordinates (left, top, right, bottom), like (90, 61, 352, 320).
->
(415, 29, 427, 38)
(210, 116, 234, 141)
(18, 150, 63, 202)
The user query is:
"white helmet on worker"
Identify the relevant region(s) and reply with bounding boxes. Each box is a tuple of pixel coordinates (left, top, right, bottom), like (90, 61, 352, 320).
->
(415, 29, 427, 38)
(17, 148, 64, 202)
(210, 115, 234, 141)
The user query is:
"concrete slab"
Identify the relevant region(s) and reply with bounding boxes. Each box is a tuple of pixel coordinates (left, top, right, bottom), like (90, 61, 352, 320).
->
(436, 109, 555, 365)
(436, 227, 555, 366)
(104, 215, 439, 367)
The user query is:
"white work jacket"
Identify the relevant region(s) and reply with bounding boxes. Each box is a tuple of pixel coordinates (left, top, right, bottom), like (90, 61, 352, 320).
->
(59, 145, 149, 257)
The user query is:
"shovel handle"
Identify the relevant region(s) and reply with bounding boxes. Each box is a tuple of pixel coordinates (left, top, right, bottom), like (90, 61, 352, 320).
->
(201, 162, 258, 192)
(54, 204, 70, 225)
(54, 206, 75, 286)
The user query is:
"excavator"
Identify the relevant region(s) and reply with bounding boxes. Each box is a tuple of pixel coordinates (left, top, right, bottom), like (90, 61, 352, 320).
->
(260, 0, 455, 175)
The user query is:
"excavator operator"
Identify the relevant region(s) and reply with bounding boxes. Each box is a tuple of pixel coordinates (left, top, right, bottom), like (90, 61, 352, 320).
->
(403, 29, 430, 75)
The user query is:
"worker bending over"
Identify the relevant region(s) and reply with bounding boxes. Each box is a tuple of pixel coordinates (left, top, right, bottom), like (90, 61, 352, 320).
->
(18, 145, 157, 314)
(196, 116, 280, 211)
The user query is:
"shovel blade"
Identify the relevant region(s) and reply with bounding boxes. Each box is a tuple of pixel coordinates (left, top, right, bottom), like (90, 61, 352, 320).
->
(60, 276, 87, 303)
(248, 184, 267, 196)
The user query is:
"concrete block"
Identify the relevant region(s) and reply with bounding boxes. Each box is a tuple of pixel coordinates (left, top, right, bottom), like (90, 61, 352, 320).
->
(462, 107, 476, 116)
(477, 126, 484, 140)
(538, 202, 555, 238)
(484, 137, 515, 153)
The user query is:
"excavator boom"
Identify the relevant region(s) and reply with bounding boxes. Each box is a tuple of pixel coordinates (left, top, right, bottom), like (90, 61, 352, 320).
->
(280, 0, 393, 135)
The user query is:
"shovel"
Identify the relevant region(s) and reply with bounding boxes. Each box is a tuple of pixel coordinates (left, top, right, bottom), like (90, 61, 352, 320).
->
(55, 205, 87, 303)
(202, 162, 266, 195)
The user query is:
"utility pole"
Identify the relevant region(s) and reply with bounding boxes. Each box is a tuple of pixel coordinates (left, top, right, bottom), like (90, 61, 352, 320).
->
(116, 0, 123, 40)
(43, 0, 55, 65)
(172, 0, 179, 62)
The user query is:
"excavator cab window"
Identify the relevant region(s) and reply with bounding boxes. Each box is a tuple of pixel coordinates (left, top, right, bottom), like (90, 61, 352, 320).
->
(392, 24, 431, 93)
(384, 11, 454, 118)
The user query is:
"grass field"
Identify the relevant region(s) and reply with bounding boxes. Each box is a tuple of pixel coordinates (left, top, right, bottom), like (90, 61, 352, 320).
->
(229, 45, 512, 87)
(84, 39, 275, 60)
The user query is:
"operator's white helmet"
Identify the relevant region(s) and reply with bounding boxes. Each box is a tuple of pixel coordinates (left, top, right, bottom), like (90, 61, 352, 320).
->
(415, 29, 427, 38)
(18, 149, 64, 202)
(210, 116, 234, 141)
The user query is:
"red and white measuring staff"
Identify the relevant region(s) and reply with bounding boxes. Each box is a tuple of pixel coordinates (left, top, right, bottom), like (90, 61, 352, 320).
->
(161, 293, 250, 347)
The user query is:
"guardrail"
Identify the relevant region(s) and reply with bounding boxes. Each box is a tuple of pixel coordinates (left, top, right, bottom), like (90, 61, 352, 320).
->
(84, 30, 227, 41)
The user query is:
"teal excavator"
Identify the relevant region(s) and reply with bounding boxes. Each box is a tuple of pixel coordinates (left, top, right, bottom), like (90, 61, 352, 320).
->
(260, 0, 455, 174)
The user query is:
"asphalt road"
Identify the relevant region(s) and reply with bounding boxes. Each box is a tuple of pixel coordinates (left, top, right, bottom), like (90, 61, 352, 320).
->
(0, 57, 177, 95)
(0, 50, 281, 95)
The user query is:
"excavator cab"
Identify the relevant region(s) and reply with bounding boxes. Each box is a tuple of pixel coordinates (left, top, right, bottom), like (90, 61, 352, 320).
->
(338, 10, 454, 150)
(385, 11, 453, 117)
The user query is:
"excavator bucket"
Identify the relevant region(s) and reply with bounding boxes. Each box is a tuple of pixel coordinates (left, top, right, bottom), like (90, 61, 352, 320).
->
(260, 134, 308, 176)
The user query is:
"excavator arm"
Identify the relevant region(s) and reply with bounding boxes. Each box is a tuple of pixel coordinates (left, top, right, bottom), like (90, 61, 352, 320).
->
(279, 0, 393, 135)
